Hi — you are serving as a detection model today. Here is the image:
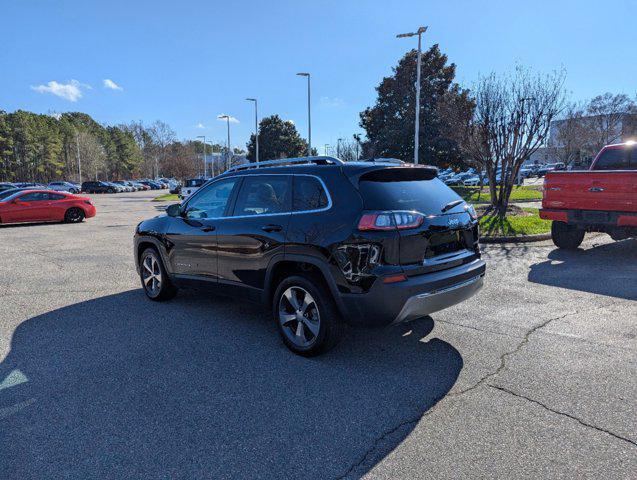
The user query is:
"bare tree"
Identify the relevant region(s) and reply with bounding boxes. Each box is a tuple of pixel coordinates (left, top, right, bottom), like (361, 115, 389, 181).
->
(147, 120, 176, 178)
(72, 131, 106, 181)
(547, 102, 588, 167)
(584, 93, 634, 151)
(443, 66, 566, 216)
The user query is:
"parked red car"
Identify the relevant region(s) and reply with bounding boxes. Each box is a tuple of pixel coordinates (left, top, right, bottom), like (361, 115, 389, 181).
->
(540, 142, 637, 249)
(0, 189, 96, 225)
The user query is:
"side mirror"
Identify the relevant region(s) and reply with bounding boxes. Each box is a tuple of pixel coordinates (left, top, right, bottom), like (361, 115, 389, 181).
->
(166, 203, 182, 217)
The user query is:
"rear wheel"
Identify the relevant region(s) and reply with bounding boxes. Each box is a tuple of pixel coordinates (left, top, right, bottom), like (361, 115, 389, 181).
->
(140, 248, 177, 301)
(551, 221, 585, 249)
(273, 275, 344, 356)
(64, 207, 85, 223)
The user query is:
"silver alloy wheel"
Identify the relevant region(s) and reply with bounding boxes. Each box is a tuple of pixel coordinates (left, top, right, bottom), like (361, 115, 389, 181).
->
(279, 286, 321, 348)
(142, 253, 162, 297)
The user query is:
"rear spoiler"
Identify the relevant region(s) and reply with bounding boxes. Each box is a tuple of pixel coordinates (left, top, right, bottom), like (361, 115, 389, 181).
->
(345, 164, 439, 185)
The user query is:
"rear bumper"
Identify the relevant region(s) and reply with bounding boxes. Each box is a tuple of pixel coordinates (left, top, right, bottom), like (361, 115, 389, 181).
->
(84, 205, 97, 218)
(540, 208, 637, 227)
(339, 258, 486, 326)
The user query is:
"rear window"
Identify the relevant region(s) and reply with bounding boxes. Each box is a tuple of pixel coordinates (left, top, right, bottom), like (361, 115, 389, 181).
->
(593, 148, 630, 170)
(358, 169, 463, 215)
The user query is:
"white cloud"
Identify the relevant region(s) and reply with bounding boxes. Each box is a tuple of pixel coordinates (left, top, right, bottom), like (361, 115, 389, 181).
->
(320, 96, 344, 108)
(103, 78, 123, 91)
(195, 123, 206, 129)
(31, 79, 90, 102)
(217, 114, 239, 124)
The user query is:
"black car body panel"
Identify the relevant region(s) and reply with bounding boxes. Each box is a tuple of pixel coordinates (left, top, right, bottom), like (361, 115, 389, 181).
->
(135, 161, 485, 326)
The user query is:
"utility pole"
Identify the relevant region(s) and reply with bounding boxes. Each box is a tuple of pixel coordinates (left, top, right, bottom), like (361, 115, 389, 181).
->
(296, 73, 311, 156)
(207, 141, 216, 177)
(246, 98, 259, 163)
(397, 26, 427, 164)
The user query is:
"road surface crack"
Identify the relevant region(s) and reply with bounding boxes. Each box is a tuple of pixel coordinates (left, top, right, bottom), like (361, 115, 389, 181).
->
(488, 384, 637, 447)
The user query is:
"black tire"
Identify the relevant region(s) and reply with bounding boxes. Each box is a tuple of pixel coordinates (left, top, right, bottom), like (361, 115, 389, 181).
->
(64, 207, 85, 223)
(551, 221, 585, 249)
(108, 188, 115, 194)
(273, 274, 344, 356)
(139, 248, 178, 301)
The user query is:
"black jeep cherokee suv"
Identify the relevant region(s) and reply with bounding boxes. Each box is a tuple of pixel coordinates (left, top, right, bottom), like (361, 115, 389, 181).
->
(134, 157, 485, 355)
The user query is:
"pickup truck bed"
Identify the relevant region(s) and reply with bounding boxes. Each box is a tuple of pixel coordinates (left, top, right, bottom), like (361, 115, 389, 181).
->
(539, 143, 637, 249)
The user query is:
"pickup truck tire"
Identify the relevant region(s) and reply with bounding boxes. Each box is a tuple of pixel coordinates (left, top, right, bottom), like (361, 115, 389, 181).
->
(551, 221, 585, 249)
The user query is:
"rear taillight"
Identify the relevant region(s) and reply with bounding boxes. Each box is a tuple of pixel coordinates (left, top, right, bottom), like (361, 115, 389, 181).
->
(357, 211, 424, 231)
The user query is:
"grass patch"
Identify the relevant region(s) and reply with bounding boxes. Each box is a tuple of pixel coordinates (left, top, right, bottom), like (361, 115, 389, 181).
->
(453, 186, 542, 203)
(152, 193, 180, 202)
(479, 208, 551, 237)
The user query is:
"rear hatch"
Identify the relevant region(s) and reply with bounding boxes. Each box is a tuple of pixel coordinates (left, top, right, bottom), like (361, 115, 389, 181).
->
(356, 167, 480, 276)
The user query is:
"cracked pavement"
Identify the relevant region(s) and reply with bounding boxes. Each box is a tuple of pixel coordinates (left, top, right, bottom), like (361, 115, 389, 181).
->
(1, 190, 635, 479)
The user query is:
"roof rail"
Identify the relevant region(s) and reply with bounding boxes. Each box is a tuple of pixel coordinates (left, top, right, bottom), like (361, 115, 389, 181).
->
(225, 156, 344, 173)
(360, 157, 406, 165)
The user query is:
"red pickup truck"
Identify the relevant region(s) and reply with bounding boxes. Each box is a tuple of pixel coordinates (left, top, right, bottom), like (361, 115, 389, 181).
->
(540, 142, 637, 249)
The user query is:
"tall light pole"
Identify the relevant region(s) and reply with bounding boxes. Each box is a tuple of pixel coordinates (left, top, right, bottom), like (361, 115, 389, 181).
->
(296, 72, 311, 156)
(337, 138, 344, 158)
(324, 144, 330, 156)
(206, 141, 216, 177)
(218, 115, 232, 171)
(196, 135, 206, 177)
(397, 26, 427, 164)
(246, 98, 259, 163)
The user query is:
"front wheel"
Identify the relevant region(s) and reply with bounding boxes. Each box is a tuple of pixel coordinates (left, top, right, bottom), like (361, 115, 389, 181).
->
(551, 221, 585, 249)
(64, 207, 85, 223)
(273, 275, 344, 356)
(139, 248, 177, 301)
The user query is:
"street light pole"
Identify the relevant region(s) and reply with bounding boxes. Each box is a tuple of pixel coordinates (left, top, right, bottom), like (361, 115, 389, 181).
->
(397, 26, 427, 165)
(196, 135, 206, 177)
(206, 141, 216, 177)
(296, 72, 311, 156)
(218, 115, 232, 171)
(246, 98, 259, 163)
(337, 138, 344, 158)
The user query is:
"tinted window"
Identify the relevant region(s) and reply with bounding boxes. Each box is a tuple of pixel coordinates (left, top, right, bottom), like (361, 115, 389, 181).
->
(0, 189, 20, 200)
(233, 176, 290, 216)
(186, 179, 204, 187)
(359, 174, 462, 215)
(184, 178, 238, 219)
(48, 193, 66, 201)
(593, 148, 629, 170)
(293, 176, 328, 211)
(629, 146, 637, 169)
(19, 192, 49, 202)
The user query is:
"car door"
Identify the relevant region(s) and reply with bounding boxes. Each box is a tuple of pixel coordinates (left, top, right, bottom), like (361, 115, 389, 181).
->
(216, 175, 292, 294)
(45, 192, 69, 220)
(164, 177, 239, 279)
(9, 191, 51, 222)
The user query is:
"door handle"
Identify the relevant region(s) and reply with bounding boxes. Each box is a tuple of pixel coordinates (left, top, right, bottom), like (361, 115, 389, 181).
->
(261, 224, 282, 232)
(200, 225, 215, 232)
(589, 187, 604, 192)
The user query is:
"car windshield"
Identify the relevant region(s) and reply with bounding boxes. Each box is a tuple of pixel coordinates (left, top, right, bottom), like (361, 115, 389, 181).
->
(0, 189, 21, 200)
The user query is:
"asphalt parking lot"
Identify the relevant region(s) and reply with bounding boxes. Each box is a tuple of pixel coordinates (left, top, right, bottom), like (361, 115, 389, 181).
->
(1, 190, 635, 479)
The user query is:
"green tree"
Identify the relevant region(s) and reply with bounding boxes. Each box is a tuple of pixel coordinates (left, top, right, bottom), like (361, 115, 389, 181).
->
(359, 45, 472, 167)
(246, 115, 308, 162)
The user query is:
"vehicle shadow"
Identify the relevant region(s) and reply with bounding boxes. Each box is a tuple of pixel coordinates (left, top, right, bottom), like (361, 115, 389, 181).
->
(528, 238, 637, 300)
(1, 290, 462, 479)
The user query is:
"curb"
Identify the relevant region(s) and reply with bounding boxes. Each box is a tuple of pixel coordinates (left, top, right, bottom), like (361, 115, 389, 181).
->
(479, 233, 552, 244)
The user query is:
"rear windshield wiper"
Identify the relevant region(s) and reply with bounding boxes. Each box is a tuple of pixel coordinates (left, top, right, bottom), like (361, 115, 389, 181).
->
(441, 199, 464, 213)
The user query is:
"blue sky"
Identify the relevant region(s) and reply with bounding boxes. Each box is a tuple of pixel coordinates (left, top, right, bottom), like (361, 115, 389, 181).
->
(1, 0, 635, 153)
